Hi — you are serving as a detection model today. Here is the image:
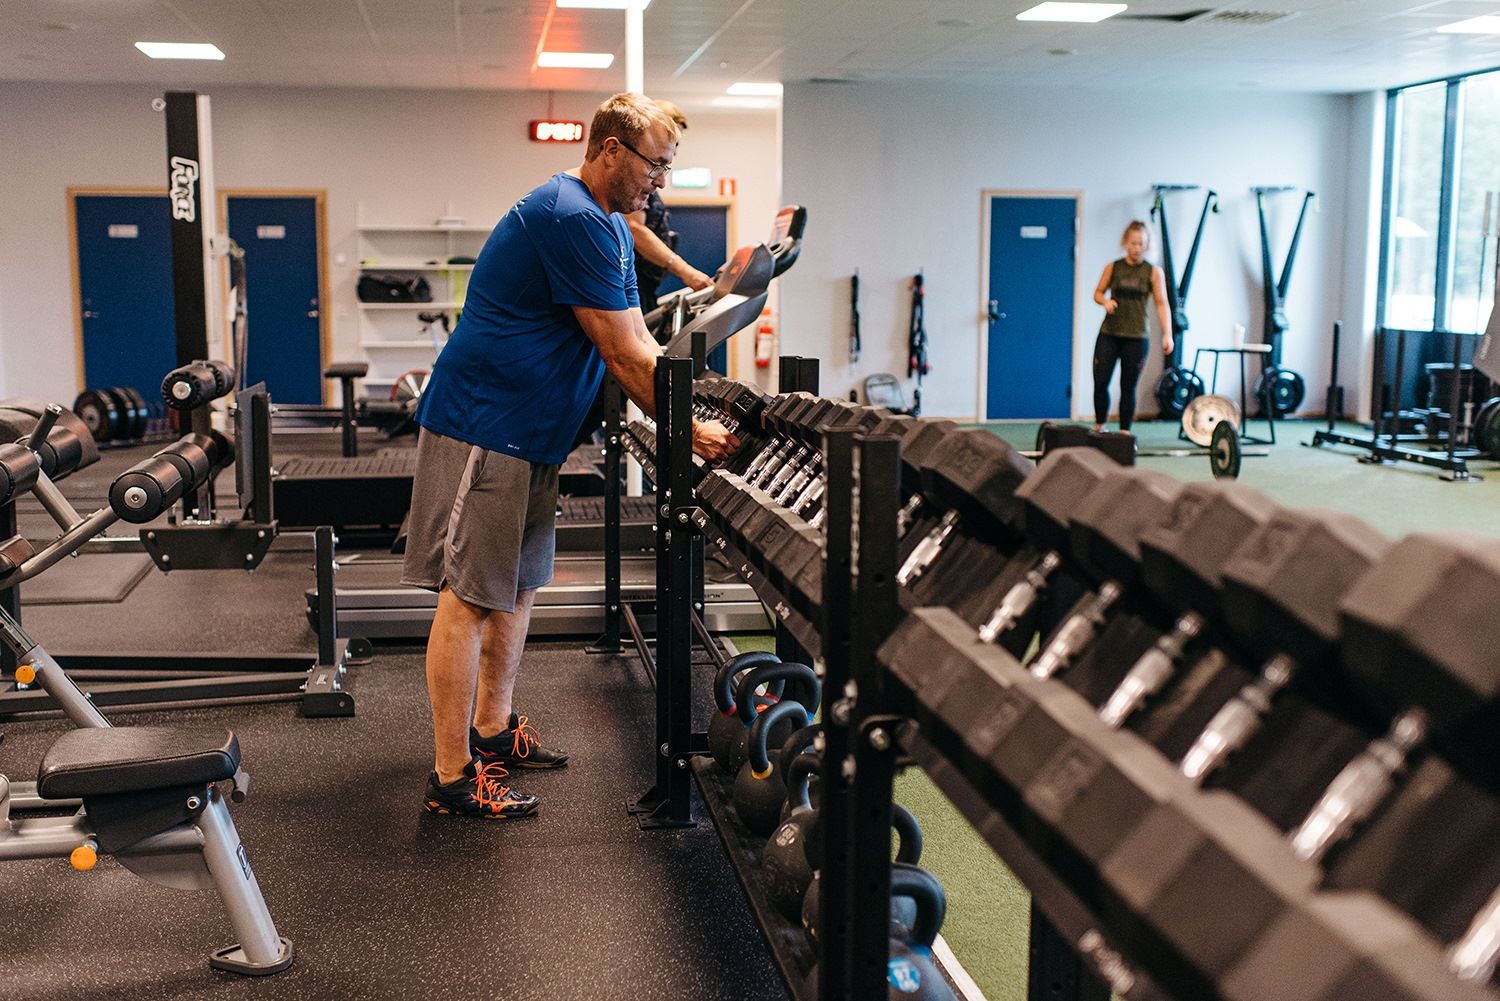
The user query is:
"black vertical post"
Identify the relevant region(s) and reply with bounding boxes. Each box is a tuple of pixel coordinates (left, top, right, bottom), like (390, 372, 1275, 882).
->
(589, 376, 624, 653)
(1446, 332, 1464, 460)
(0, 500, 17, 674)
(314, 526, 338, 668)
(691, 329, 708, 379)
(797, 357, 821, 395)
(844, 432, 903, 1001)
(778, 355, 803, 394)
(1392, 329, 1408, 440)
(632, 356, 697, 829)
(816, 429, 857, 999)
(1029, 908, 1112, 1001)
(1326, 321, 1343, 431)
(1369, 329, 1387, 452)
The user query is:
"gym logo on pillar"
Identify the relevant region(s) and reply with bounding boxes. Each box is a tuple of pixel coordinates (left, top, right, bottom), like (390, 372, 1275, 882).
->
(169, 156, 200, 223)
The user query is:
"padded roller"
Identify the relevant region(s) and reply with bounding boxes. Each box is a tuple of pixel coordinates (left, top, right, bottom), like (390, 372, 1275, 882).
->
(0, 442, 40, 505)
(1, 405, 99, 479)
(110, 455, 187, 523)
(161, 359, 236, 411)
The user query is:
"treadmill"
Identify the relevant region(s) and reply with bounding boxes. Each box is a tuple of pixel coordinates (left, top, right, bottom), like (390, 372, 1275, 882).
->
(308, 207, 807, 640)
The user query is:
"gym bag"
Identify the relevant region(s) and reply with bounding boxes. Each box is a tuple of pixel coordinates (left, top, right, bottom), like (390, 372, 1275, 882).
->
(358, 274, 433, 303)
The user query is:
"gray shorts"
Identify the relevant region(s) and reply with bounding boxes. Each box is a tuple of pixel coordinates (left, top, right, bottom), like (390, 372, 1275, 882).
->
(400, 429, 560, 612)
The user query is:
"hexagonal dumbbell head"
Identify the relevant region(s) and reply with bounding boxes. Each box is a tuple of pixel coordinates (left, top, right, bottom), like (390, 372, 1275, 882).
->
(1138, 481, 1280, 623)
(1068, 466, 1183, 588)
(915, 428, 1035, 546)
(1221, 508, 1389, 668)
(1015, 447, 1122, 556)
(1339, 532, 1500, 745)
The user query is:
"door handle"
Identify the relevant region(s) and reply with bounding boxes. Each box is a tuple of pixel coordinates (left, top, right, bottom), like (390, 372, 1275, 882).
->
(987, 299, 1005, 323)
(307, 310, 320, 318)
(82, 310, 99, 319)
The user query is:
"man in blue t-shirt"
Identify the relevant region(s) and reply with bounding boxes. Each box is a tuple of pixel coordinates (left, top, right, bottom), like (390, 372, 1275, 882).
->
(402, 93, 739, 819)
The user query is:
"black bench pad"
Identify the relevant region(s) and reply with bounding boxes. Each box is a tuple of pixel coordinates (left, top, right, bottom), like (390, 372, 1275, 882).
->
(37, 727, 240, 799)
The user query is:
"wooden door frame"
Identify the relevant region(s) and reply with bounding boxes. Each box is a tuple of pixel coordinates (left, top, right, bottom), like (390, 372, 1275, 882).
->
(66, 186, 167, 395)
(662, 195, 740, 378)
(218, 188, 332, 404)
(976, 189, 1084, 421)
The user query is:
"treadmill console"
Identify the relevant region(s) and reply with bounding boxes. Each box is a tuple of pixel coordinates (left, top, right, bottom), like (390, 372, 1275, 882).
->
(713, 244, 775, 299)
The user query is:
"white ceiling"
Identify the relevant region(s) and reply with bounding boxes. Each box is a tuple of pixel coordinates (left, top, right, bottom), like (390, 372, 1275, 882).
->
(2, 0, 1500, 97)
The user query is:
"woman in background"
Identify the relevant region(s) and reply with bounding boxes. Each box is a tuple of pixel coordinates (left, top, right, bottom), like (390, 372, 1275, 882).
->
(1091, 220, 1173, 433)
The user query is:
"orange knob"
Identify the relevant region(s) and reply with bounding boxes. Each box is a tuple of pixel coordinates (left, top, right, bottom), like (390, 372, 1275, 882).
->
(70, 844, 98, 871)
(15, 664, 35, 685)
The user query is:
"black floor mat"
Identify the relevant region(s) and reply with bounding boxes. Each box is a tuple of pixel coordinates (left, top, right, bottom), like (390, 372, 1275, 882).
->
(0, 643, 789, 1001)
(18, 552, 154, 605)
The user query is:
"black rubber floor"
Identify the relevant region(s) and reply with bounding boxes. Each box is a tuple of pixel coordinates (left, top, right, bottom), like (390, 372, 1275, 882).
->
(0, 642, 789, 1001)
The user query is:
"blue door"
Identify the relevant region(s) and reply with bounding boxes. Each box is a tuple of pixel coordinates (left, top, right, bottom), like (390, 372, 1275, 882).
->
(661, 203, 731, 373)
(986, 196, 1077, 419)
(74, 195, 177, 400)
(226, 196, 324, 404)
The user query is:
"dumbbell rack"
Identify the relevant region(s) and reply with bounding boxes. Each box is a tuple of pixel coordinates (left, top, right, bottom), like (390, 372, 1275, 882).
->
(625, 362, 1500, 1001)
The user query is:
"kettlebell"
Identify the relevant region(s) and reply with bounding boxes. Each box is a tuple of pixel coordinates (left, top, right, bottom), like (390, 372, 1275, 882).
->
(708, 651, 782, 773)
(777, 725, 822, 825)
(803, 804, 924, 946)
(732, 700, 811, 836)
(761, 751, 822, 919)
(724, 662, 820, 777)
(804, 865, 954, 1000)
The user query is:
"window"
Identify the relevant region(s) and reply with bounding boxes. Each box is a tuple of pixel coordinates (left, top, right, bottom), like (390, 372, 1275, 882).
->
(1381, 67, 1500, 335)
(1451, 72, 1500, 333)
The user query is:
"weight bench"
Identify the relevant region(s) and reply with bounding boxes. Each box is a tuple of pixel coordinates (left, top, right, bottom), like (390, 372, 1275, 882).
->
(0, 725, 294, 975)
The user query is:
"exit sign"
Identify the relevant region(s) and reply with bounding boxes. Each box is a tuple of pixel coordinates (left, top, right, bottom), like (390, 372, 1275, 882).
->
(530, 120, 585, 143)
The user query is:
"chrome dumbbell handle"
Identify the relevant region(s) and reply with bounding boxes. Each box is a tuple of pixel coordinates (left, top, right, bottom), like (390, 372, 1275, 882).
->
(1098, 612, 1205, 728)
(1451, 883, 1500, 983)
(896, 493, 924, 538)
(1288, 708, 1428, 864)
(1180, 654, 1296, 783)
(978, 551, 1062, 644)
(896, 509, 960, 587)
(1030, 581, 1123, 680)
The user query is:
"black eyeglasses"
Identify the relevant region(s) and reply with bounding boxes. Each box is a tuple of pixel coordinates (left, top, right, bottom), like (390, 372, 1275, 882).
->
(615, 138, 672, 179)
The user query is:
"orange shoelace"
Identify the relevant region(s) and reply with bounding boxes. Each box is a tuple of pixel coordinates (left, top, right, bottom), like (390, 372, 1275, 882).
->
(472, 760, 515, 806)
(510, 714, 542, 759)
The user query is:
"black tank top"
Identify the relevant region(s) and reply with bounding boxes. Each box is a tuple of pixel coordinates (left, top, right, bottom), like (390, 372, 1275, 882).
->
(1100, 258, 1153, 339)
(634, 192, 671, 303)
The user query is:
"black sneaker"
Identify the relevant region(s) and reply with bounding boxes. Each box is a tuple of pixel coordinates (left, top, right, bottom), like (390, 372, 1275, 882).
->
(423, 758, 540, 819)
(471, 713, 569, 769)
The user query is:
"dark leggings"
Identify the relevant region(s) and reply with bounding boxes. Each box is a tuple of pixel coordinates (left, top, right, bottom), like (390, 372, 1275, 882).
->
(1093, 333, 1149, 430)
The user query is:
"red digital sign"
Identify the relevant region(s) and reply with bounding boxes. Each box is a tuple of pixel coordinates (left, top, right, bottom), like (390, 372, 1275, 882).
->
(530, 120, 585, 143)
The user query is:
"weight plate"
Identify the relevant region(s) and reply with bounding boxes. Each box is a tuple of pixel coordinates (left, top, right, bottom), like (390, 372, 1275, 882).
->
(1253, 366, 1306, 416)
(72, 389, 120, 443)
(1476, 396, 1500, 458)
(391, 369, 431, 403)
(1155, 367, 1206, 419)
(98, 387, 131, 441)
(1181, 393, 1240, 447)
(1476, 396, 1500, 456)
(117, 386, 150, 440)
(1210, 421, 1242, 479)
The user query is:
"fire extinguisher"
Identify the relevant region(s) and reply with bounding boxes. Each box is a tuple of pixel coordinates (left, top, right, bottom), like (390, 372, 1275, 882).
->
(754, 308, 775, 368)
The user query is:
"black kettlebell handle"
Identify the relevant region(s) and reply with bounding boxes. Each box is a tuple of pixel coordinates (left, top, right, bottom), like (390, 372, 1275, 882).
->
(892, 804, 923, 865)
(735, 662, 820, 724)
(713, 651, 781, 715)
(890, 865, 946, 948)
(786, 751, 821, 813)
(779, 723, 820, 770)
(747, 700, 811, 776)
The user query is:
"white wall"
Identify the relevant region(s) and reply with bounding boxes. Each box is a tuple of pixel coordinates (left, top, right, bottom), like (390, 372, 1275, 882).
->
(780, 80, 1361, 420)
(0, 82, 779, 404)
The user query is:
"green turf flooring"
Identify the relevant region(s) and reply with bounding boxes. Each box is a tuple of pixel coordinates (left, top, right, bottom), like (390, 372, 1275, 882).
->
(729, 416, 1499, 1001)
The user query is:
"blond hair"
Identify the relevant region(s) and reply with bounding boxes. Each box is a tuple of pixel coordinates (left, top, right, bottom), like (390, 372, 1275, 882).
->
(586, 93, 681, 161)
(1121, 220, 1150, 246)
(654, 99, 688, 131)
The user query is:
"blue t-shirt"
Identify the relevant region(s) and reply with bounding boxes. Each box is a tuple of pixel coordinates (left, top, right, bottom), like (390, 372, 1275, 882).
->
(417, 173, 639, 464)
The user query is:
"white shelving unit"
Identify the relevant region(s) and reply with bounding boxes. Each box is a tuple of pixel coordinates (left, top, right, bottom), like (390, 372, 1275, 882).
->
(353, 220, 490, 394)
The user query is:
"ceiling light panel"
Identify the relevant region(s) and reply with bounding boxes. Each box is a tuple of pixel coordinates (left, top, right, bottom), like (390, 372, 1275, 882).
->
(1016, 3, 1128, 22)
(726, 81, 783, 95)
(134, 41, 226, 60)
(557, 0, 652, 8)
(1438, 14, 1500, 33)
(537, 51, 615, 68)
